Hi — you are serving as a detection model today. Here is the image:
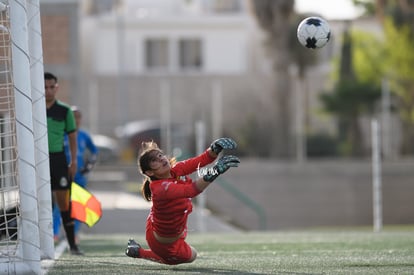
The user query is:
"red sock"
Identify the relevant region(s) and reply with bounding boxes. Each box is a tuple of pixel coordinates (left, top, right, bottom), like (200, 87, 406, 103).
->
(139, 248, 165, 264)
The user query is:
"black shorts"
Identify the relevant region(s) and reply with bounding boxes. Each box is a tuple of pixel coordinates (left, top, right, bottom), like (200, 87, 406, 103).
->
(49, 152, 71, 191)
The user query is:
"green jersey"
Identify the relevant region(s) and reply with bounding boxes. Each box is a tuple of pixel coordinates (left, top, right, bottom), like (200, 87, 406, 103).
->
(47, 100, 76, 153)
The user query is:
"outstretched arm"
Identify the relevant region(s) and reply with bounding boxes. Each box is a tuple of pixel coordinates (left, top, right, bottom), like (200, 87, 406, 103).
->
(173, 137, 238, 176)
(194, 155, 240, 192)
(209, 137, 237, 155)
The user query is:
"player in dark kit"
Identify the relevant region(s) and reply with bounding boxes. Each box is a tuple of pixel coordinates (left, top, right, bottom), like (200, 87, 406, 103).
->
(125, 138, 239, 265)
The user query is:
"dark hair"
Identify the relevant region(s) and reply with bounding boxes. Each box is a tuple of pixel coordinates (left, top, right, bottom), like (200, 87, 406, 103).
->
(44, 72, 57, 82)
(138, 141, 162, 202)
(138, 141, 176, 202)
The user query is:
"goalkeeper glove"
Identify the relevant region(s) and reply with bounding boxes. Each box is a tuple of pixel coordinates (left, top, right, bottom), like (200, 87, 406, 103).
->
(203, 155, 240, 182)
(210, 137, 237, 155)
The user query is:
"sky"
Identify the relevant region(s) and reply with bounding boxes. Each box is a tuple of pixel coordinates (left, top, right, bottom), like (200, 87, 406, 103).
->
(294, 0, 364, 20)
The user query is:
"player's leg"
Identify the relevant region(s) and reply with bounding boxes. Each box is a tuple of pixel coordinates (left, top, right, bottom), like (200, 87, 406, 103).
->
(54, 190, 70, 211)
(73, 175, 86, 242)
(125, 239, 165, 264)
(187, 245, 198, 263)
(147, 230, 195, 265)
(52, 202, 61, 241)
(125, 235, 197, 265)
(50, 152, 82, 255)
(126, 221, 171, 264)
(54, 189, 80, 253)
(74, 219, 81, 243)
(161, 239, 197, 265)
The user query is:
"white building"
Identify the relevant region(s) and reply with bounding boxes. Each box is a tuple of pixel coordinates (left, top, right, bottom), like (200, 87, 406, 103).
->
(56, 0, 354, 159)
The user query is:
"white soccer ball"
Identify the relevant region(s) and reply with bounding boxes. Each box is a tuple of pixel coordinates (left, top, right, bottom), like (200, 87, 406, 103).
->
(297, 16, 331, 49)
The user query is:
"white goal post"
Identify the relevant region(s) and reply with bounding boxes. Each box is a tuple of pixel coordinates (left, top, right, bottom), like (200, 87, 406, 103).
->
(0, 0, 53, 274)
(371, 119, 382, 233)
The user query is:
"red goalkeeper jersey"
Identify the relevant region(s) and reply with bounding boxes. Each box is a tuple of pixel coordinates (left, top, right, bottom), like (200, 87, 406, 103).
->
(148, 150, 215, 238)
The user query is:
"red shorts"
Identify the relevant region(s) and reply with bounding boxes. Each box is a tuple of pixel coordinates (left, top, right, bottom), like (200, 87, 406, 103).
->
(146, 219, 192, 265)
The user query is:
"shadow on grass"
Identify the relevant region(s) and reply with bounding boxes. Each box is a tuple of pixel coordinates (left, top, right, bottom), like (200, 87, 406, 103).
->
(146, 266, 263, 274)
(48, 257, 326, 275)
(52, 259, 264, 275)
(345, 263, 414, 268)
(138, 265, 322, 275)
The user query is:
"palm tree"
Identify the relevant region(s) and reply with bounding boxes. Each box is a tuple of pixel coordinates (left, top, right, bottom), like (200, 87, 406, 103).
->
(250, 0, 295, 158)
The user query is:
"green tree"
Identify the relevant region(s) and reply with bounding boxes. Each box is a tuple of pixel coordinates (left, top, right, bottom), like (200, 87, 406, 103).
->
(353, 0, 414, 155)
(352, 30, 386, 86)
(320, 81, 381, 156)
(383, 18, 414, 153)
(320, 28, 381, 156)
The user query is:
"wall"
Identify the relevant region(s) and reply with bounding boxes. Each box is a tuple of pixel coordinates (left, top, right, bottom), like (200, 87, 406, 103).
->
(204, 159, 414, 230)
(112, 158, 414, 231)
(40, 0, 81, 106)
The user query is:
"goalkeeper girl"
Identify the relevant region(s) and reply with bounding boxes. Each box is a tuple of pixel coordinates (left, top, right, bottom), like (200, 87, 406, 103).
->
(125, 138, 239, 265)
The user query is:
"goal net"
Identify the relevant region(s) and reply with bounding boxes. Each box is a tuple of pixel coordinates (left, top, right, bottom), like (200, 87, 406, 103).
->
(0, 0, 53, 273)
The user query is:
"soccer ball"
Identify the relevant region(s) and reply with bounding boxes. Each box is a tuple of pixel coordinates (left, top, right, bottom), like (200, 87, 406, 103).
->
(297, 16, 331, 49)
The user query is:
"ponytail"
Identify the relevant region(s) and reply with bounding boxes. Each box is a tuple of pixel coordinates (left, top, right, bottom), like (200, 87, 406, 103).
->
(141, 178, 152, 201)
(138, 141, 170, 202)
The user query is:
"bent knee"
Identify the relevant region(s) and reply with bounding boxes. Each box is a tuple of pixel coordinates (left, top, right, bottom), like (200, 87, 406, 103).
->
(188, 247, 197, 263)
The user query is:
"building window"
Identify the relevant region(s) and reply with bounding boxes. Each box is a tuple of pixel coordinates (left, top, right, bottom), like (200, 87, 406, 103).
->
(179, 39, 202, 70)
(145, 38, 169, 70)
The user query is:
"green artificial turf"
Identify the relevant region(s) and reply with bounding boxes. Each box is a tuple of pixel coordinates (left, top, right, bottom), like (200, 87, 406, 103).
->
(45, 226, 414, 275)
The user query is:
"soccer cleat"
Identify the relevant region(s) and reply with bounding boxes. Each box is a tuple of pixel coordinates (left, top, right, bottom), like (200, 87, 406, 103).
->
(125, 239, 141, 258)
(70, 245, 84, 256)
